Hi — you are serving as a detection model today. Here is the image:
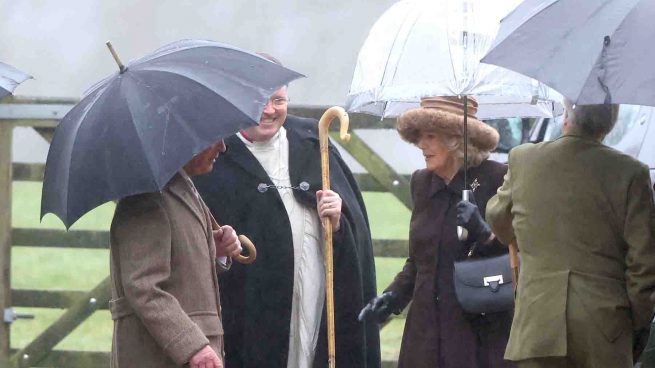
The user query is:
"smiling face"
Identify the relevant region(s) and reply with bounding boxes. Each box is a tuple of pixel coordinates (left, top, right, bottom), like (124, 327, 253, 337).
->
(416, 132, 460, 179)
(242, 86, 288, 142)
(183, 139, 226, 176)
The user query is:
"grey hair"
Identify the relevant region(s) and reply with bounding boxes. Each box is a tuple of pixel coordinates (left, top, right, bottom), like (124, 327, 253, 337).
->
(563, 98, 619, 138)
(440, 134, 490, 168)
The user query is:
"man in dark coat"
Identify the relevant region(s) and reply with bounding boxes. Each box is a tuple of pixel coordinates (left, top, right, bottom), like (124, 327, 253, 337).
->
(194, 80, 380, 368)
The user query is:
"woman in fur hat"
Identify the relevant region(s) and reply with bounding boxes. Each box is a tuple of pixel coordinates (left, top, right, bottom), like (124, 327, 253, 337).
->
(360, 96, 514, 368)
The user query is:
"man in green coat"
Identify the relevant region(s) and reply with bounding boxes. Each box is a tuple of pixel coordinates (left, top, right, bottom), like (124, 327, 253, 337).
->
(486, 100, 655, 368)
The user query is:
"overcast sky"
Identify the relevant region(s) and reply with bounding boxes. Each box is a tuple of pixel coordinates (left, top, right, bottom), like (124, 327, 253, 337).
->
(1, 0, 397, 105)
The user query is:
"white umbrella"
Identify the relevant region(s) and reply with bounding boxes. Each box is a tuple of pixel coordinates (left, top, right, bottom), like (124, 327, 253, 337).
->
(345, 0, 562, 119)
(481, 0, 655, 106)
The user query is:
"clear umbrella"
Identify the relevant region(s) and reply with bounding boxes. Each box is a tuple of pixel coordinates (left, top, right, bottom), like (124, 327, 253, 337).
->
(345, 0, 562, 120)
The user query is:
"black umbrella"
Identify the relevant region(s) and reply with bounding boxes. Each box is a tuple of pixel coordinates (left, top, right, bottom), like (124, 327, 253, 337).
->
(0, 61, 32, 98)
(41, 39, 304, 228)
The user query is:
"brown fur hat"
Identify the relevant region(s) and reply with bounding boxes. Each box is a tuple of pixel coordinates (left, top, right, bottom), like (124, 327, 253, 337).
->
(397, 96, 500, 152)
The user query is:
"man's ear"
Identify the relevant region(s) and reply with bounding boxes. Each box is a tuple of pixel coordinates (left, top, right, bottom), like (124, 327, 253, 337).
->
(562, 110, 571, 131)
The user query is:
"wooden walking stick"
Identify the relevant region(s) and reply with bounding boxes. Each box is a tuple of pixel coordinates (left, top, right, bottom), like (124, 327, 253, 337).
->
(318, 106, 351, 368)
(509, 241, 519, 295)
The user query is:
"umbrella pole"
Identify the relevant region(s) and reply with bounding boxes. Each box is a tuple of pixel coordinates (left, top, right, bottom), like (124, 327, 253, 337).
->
(318, 107, 350, 368)
(463, 95, 468, 188)
(457, 96, 470, 241)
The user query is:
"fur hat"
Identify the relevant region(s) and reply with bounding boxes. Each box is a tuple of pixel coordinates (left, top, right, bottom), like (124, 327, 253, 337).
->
(397, 96, 500, 152)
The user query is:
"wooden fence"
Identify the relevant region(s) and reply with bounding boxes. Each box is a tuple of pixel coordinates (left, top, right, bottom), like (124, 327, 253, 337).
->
(0, 96, 412, 367)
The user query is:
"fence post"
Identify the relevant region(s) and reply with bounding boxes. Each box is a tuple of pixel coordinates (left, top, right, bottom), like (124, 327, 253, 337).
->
(0, 123, 13, 367)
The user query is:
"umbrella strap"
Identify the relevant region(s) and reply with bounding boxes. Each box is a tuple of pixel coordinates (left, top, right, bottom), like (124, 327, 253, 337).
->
(598, 36, 612, 105)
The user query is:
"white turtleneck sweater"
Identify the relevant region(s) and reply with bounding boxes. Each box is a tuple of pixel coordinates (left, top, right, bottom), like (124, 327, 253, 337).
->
(237, 128, 325, 368)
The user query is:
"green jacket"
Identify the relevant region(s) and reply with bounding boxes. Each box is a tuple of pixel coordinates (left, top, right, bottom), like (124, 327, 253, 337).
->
(487, 134, 655, 361)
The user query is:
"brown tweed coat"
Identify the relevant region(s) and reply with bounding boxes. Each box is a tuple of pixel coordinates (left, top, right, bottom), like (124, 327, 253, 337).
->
(109, 172, 227, 368)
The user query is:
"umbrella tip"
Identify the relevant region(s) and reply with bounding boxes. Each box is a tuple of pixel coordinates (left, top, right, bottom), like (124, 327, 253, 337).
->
(106, 41, 127, 73)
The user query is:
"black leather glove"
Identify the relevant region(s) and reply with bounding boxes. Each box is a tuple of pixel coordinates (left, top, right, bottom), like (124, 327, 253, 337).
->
(358, 291, 398, 324)
(456, 192, 492, 244)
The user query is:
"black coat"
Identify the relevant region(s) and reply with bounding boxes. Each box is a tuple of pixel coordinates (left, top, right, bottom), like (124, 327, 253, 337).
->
(386, 160, 514, 368)
(194, 116, 381, 368)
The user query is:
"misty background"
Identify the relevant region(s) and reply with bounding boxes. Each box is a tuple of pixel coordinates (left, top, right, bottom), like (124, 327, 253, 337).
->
(4, 0, 426, 169)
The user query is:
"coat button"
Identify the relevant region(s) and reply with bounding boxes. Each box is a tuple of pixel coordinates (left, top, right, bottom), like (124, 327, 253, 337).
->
(434, 295, 440, 303)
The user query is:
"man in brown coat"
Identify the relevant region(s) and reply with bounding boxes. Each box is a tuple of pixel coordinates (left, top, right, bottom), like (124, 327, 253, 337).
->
(109, 140, 242, 368)
(487, 101, 655, 367)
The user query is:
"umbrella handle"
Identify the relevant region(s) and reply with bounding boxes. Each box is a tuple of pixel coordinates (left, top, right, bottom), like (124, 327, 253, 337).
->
(209, 212, 257, 265)
(234, 235, 257, 265)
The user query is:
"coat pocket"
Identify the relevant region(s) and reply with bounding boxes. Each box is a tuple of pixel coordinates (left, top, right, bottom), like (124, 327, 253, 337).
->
(188, 311, 224, 337)
(569, 271, 631, 343)
(505, 270, 569, 360)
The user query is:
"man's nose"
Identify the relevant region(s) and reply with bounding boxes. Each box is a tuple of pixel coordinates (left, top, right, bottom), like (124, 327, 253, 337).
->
(217, 140, 227, 153)
(262, 100, 275, 114)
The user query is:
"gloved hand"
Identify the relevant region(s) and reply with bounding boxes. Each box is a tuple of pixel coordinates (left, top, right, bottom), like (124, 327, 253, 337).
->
(456, 192, 492, 244)
(358, 291, 398, 324)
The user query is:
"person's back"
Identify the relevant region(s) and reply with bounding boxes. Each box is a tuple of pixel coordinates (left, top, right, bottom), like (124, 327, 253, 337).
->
(508, 136, 648, 278)
(487, 101, 655, 368)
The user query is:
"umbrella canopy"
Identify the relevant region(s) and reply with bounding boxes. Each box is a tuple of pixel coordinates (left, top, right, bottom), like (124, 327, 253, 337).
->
(0, 62, 32, 98)
(345, 0, 562, 119)
(41, 39, 304, 228)
(481, 0, 655, 106)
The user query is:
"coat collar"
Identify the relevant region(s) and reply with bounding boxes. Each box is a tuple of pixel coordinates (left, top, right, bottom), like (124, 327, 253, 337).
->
(286, 122, 320, 186)
(429, 164, 481, 197)
(222, 117, 320, 188)
(166, 171, 209, 235)
(223, 134, 274, 185)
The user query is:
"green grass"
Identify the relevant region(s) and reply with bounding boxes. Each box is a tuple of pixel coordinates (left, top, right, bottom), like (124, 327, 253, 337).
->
(9, 181, 409, 362)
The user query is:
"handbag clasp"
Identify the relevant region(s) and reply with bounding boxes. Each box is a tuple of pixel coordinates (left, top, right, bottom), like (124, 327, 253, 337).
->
(483, 275, 504, 286)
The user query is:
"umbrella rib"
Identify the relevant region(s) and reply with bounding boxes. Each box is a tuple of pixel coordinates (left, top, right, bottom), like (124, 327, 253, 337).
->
(120, 75, 181, 190)
(135, 65, 264, 117)
(54, 81, 114, 223)
(132, 44, 268, 76)
(379, 5, 420, 91)
(122, 69, 255, 188)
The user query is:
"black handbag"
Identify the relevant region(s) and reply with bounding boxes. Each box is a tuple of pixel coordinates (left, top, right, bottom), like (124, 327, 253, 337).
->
(453, 253, 514, 314)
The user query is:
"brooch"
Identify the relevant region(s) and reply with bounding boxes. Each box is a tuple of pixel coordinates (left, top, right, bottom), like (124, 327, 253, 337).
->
(470, 178, 480, 192)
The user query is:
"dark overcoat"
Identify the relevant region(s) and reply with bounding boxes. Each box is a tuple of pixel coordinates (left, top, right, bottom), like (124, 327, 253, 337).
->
(385, 159, 514, 368)
(194, 115, 381, 368)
